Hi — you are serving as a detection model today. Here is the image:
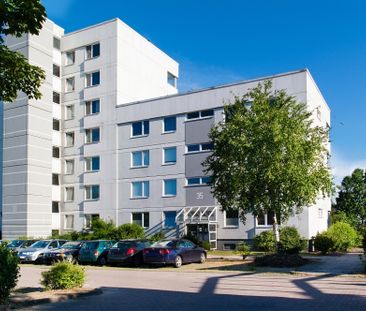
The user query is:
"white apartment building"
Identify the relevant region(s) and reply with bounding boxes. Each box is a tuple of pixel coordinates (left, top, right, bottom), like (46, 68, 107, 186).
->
(0, 18, 331, 249)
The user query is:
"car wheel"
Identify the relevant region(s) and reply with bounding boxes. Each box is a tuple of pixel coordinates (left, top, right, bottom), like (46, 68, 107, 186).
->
(98, 256, 107, 266)
(174, 255, 183, 268)
(199, 252, 206, 264)
(133, 255, 143, 267)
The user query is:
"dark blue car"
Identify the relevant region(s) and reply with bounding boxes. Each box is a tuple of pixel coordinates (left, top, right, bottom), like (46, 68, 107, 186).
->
(142, 239, 206, 268)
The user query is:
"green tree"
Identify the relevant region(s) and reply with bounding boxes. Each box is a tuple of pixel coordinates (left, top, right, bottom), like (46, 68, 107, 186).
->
(204, 81, 332, 248)
(334, 168, 366, 230)
(0, 0, 46, 102)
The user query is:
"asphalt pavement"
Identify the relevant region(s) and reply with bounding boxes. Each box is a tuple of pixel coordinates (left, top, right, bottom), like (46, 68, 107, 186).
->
(17, 264, 366, 311)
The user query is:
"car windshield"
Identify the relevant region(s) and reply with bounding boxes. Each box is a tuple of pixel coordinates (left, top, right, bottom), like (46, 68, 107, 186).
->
(30, 241, 50, 248)
(62, 242, 81, 249)
(7, 240, 24, 247)
(82, 242, 99, 249)
(151, 240, 175, 248)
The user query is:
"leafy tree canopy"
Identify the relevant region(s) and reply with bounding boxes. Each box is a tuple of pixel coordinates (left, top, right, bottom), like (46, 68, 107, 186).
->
(0, 0, 46, 102)
(334, 168, 366, 230)
(204, 80, 332, 231)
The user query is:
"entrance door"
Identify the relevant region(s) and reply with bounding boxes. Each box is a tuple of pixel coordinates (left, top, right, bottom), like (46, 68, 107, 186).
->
(186, 224, 209, 243)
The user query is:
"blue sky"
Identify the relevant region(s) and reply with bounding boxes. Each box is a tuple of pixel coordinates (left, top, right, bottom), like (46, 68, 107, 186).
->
(42, 0, 366, 184)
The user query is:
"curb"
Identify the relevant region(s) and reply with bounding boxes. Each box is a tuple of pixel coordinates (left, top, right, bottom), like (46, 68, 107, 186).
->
(8, 287, 102, 309)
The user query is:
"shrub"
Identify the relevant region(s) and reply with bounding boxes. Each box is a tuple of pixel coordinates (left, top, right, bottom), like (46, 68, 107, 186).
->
(362, 231, 366, 254)
(150, 231, 165, 242)
(253, 231, 276, 252)
(278, 227, 303, 254)
(41, 262, 85, 290)
(115, 223, 145, 240)
(327, 222, 358, 252)
(234, 242, 250, 259)
(314, 232, 334, 254)
(254, 253, 308, 267)
(0, 244, 20, 304)
(201, 241, 211, 251)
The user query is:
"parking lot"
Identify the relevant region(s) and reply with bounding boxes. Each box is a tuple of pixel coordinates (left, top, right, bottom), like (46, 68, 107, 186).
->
(16, 262, 366, 311)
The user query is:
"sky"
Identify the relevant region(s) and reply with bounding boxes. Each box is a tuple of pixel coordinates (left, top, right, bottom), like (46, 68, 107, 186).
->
(42, 0, 366, 185)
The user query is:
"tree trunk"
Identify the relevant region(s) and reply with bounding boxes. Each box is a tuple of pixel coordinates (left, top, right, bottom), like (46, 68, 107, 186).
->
(273, 214, 280, 253)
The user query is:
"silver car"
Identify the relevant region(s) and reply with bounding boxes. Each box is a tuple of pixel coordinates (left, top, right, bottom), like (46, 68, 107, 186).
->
(17, 240, 67, 263)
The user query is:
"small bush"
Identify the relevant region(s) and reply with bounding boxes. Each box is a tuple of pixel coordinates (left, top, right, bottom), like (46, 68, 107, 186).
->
(327, 222, 358, 252)
(150, 231, 165, 242)
(278, 227, 303, 254)
(0, 244, 20, 304)
(234, 242, 250, 259)
(314, 232, 334, 254)
(41, 262, 85, 290)
(255, 253, 308, 267)
(115, 223, 145, 240)
(253, 231, 276, 252)
(201, 241, 211, 251)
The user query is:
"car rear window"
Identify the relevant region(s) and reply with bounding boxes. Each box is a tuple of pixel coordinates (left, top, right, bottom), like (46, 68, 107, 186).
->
(82, 242, 99, 249)
(151, 240, 174, 248)
(115, 242, 135, 249)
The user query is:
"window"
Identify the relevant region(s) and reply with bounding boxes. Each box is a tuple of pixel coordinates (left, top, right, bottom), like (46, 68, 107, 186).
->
(52, 173, 59, 185)
(65, 132, 75, 147)
(163, 116, 176, 133)
(65, 105, 74, 120)
(53, 91, 60, 104)
(85, 128, 100, 143)
(225, 209, 239, 227)
(65, 159, 74, 175)
(318, 208, 323, 218)
(85, 71, 100, 87)
(66, 51, 75, 65)
(187, 109, 214, 120)
(164, 211, 176, 228)
(66, 77, 75, 92)
(256, 212, 281, 226)
(53, 119, 60, 131)
(163, 147, 176, 164)
(52, 146, 60, 158)
(65, 215, 74, 229)
(85, 214, 99, 228)
(53, 64, 60, 77)
(131, 120, 149, 137)
(65, 187, 74, 201)
(52, 201, 59, 213)
(187, 176, 211, 186)
(131, 181, 149, 198)
(131, 150, 149, 168)
(186, 143, 213, 153)
(53, 37, 60, 50)
(85, 156, 100, 172)
(85, 99, 100, 115)
(163, 179, 177, 197)
(86, 43, 100, 59)
(167, 72, 177, 87)
(132, 212, 150, 228)
(85, 185, 100, 200)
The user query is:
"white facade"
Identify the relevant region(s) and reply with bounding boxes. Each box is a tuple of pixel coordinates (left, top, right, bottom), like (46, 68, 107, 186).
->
(1, 18, 331, 249)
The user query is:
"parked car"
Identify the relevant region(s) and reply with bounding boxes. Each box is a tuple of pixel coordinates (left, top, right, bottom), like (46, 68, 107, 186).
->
(79, 240, 115, 266)
(107, 239, 151, 266)
(7, 240, 37, 254)
(44, 241, 84, 264)
(143, 239, 207, 268)
(17, 240, 68, 263)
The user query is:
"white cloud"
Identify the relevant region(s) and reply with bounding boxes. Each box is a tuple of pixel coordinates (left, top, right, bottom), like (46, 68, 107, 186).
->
(330, 151, 366, 186)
